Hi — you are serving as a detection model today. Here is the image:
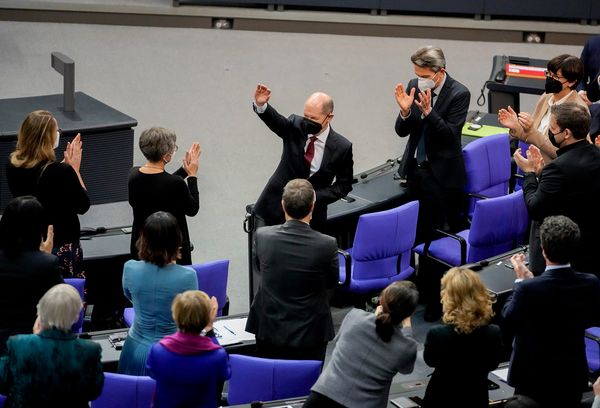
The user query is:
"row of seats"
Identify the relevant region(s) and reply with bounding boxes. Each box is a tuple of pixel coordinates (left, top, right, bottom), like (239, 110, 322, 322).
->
(0, 354, 321, 407)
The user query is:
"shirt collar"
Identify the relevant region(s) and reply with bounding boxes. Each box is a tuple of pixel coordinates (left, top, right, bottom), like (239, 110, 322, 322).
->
(545, 263, 570, 271)
(548, 90, 575, 106)
(310, 125, 330, 144)
(433, 72, 447, 97)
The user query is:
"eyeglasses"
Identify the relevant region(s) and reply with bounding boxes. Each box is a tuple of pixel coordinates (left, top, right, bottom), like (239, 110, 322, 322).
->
(544, 70, 566, 81)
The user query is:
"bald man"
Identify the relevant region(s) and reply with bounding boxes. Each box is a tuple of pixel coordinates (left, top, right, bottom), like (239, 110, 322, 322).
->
(252, 83, 354, 232)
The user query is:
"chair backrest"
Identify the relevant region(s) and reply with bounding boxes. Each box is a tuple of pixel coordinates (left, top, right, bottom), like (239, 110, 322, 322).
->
(514, 140, 530, 191)
(462, 133, 511, 216)
(189, 260, 229, 317)
(64, 278, 85, 333)
(350, 201, 419, 282)
(91, 372, 155, 408)
(0, 394, 5, 408)
(586, 327, 600, 373)
(467, 190, 529, 263)
(227, 355, 321, 405)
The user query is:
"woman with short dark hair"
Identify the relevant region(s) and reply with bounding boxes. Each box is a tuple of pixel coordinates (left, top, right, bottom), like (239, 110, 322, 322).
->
(146, 290, 230, 408)
(128, 127, 201, 265)
(303, 281, 419, 408)
(118, 212, 198, 375)
(422, 268, 503, 408)
(6, 110, 90, 278)
(0, 196, 63, 354)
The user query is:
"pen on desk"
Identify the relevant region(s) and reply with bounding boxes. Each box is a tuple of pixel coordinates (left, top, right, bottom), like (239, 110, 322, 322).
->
(223, 325, 235, 335)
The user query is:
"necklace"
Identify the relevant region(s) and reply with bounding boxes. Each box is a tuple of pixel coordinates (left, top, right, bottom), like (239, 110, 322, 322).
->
(142, 164, 164, 170)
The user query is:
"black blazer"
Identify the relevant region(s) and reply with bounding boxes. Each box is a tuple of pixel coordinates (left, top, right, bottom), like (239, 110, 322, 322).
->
(245, 220, 338, 347)
(502, 267, 600, 395)
(423, 324, 503, 408)
(253, 104, 354, 227)
(522, 140, 600, 275)
(395, 74, 469, 189)
(0, 250, 63, 355)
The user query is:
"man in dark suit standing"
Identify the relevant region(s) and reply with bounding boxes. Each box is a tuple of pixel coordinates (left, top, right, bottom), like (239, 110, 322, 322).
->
(246, 179, 338, 362)
(394, 45, 470, 243)
(514, 103, 600, 276)
(252, 83, 354, 232)
(502, 216, 600, 408)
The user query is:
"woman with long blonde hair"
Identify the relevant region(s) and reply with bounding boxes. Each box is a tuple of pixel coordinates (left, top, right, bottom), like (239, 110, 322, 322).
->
(422, 268, 503, 408)
(6, 110, 89, 277)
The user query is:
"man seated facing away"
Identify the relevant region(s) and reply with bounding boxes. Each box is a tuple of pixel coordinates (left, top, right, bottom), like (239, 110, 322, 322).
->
(502, 216, 600, 408)
(246, 179, 338, 362)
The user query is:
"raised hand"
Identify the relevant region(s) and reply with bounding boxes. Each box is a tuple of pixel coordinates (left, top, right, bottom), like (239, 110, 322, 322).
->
(204, 296, 219, 332)
(63, 133, 83, 173)
(254, 83, 271, 107)
(183, 142, 201, 177)
(394, 83, 415, 116)
(526, 145, 545, 175)
(513, 147, 535, 174)
(40, 225, 54, 254)
(517, 112, 533, 132)
(510, 253, 533, 280)
(414, 88, 433, 117)
(498, 106, 520, 131)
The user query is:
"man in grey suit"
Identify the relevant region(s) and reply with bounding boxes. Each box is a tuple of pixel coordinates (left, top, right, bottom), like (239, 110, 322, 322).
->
(246, 179, 338, 362)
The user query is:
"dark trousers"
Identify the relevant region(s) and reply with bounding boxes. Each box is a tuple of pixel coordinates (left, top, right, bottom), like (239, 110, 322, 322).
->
(255, 339, 327, 363)
(406, 163, 464, 244)
(303, 391, 346, 408)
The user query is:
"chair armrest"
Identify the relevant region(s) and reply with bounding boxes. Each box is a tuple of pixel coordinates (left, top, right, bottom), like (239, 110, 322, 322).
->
(467, 192, 489, 200)
(423, 229, 467, 267)
(586, 330, 600, 344)
(337, 249, 351, 287)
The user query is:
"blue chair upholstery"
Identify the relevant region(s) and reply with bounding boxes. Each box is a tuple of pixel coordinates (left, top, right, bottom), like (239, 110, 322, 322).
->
(227, 355, 321, 405)
(64, 278, 85, 333)
(0, 394, 5, 408)
(91, 372, 155, 408)
(513, 140, 530, 192)
(190, 260, 229, 317)
(462, 133, 511, 217)
(123, 259, 230, 327)
(338, 201, 419, 294)
(586, 327, 600, 374)
(146, 342, 230, 408)
(414, 191, 528, 267)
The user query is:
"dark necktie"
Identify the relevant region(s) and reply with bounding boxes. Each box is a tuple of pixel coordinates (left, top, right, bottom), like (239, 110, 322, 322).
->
(416, 91, 437, 164)
(304, 136, 318, 171)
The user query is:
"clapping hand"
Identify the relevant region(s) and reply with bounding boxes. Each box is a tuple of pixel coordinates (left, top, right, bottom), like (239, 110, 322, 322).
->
(517, 112, 533, 133)
(498, 106, 520, 131)
(183, 142, 201, 177)
(63, 133, 83, 173)
(513, 145, 543, 175)
(394, 83, 415, 117)
(40, 225, 54, 254)
(414, 88, 433, 117)
(254, 84, 271, 107)
(204, 296, 219, 332)
(510, 253, 533, 280)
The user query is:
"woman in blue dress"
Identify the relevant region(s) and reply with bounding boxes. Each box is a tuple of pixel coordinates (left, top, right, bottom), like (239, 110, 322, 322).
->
(118, 211, 198, 376)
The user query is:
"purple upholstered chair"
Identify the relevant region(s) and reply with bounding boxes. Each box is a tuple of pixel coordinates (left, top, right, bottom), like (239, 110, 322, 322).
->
(0, 394, 5, 408)
(123, 259, 229, 327)
(462, 133, 511, 218)
(64, 278, 85, 333)
(146, 341, 230, 408)
(338, 201, 419, 294)
(585, 327, 600, 374)
(514, 140, 531, 192)
(91, 372, 155, 408)
(413, 191, 528, 267)
(227, 355, 321, 405)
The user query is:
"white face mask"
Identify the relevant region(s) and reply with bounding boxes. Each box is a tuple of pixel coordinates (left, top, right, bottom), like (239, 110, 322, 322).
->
(417, 71, 439, 92)
(54, 131, 60, 149)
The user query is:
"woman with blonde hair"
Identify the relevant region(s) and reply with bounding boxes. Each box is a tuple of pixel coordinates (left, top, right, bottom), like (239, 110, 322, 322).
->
(422, 268, 503, 408)
(146, 290, 230, 408)
(6, 110, 89, 278)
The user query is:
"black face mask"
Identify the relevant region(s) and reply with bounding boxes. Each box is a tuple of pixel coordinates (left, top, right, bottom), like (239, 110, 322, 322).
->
(300, 117, 322, 136)
(545, 77, 564, 94)
(548, 128, 563, 148)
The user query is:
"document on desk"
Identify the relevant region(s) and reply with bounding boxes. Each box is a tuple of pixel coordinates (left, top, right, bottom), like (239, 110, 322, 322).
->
(492, 367, 509, 383)
(213, 317, 255, 346)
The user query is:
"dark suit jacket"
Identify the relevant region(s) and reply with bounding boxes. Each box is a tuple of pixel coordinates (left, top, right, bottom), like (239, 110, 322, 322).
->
(395, 74, 469, 189)
(522, 140, 600, 275)
(0, 329, 104, 408)
(245, 220, 338, 347)
(580, 35, 600, 95)
(0, 250, 63, 355)
(422, 324, 502, 408)
(502, 267, 600, 395)
(253, 104, 354, 227)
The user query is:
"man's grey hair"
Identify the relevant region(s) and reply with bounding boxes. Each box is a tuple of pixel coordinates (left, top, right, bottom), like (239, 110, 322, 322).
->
(37, 284, 82, 331)
(411, 46, 446, 72)
(139, 127, 177, 162)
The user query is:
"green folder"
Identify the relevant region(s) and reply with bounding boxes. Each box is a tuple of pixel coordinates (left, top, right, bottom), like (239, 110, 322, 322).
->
(462, 123, 509, 138)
